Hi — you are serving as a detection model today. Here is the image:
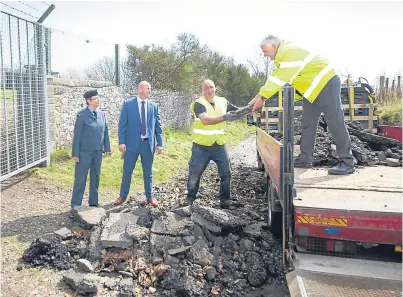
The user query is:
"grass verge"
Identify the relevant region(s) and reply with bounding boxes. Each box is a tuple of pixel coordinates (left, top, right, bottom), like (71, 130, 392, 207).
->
(34, 121, 254, 192)
(375, 90, 402, 126)
(376, 97, 402, 126)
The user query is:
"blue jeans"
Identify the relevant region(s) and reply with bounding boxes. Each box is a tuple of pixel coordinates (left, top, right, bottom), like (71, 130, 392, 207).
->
(186, 145, 231, 202)
(119, 140, 154, 200)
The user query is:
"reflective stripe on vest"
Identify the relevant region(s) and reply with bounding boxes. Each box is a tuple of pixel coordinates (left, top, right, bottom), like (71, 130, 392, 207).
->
(259, 41, 336, 103)
(190, 96, 227, 146)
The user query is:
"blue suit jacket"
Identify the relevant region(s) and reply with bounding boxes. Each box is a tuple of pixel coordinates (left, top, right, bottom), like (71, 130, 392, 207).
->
(118, 96, 163, 154)
(72, 107, 111, 157)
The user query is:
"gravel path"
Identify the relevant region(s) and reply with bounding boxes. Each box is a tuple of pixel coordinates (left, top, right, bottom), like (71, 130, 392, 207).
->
(1, 135, 289, 297)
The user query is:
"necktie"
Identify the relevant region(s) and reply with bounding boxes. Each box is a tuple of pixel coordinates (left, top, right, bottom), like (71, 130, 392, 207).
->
(141, 101, 146, 136)
(93, 111, 97, 119)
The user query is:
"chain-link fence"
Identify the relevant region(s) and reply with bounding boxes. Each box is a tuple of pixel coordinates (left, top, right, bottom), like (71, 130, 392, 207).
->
(0, 11, 50, 181)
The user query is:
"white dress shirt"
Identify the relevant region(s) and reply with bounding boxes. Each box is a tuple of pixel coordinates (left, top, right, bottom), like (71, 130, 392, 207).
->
(137, 97, 148, 138)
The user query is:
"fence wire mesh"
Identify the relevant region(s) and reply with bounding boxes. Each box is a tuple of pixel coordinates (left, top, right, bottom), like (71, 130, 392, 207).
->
(1, 11, 49, 181)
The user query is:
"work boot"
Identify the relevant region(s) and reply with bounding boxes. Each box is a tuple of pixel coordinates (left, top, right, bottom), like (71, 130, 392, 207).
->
(68, 206, 78, 219)
(328, 161, 355, 175)
(219, 199, 244, 209)
(182, 199, 194, 207)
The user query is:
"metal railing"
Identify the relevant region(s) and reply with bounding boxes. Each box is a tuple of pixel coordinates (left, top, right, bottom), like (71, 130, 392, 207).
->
(0, 11, 49, 181)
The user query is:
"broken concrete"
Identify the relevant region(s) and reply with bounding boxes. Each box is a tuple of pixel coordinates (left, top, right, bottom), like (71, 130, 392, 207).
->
(100, 213, 138, 249)
(62, 269, 104, 295)
(54, 227, 72, 240)
(125, 222, 149, 241)
(22, 164, 290, 297)
(72, 206, 106, 229)
(150, 211, 188, 235)
(77, 258, 94, 272)
(190, 212, 222, 234)
(192, 205, 247, 229)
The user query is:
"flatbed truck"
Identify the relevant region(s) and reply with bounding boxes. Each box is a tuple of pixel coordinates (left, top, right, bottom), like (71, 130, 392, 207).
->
(248, 85, 402, 297)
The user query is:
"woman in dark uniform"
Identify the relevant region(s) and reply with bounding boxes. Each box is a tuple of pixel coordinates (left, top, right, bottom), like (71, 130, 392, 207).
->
(70, 89, 111, 211)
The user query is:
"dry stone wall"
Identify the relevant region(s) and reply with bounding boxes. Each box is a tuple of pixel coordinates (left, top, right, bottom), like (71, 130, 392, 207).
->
(47, 77, 197, 152)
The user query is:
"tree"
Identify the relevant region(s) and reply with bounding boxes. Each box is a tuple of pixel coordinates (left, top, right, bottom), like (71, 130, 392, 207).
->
(60, 68, 85, 80)
(84, 57, 116, 83)
(122, 31, 265, 103)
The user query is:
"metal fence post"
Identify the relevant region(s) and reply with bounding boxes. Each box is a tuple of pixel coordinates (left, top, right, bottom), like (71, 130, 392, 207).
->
(115, 44, 120, 86)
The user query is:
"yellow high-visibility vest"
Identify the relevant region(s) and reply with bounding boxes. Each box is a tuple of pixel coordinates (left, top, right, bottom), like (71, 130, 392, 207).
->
(190, 96, 228, 146)
(260, 41, 337, 103)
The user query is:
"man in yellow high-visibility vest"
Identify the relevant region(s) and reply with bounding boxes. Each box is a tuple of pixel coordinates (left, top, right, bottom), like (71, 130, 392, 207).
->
(250, 35, 354, 175)
(184, 79, 249, 208)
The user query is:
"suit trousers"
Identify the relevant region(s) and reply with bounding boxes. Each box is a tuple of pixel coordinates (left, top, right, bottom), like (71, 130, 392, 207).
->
(71, 150, 103, 207)
(299, 75, 354, 165)
(119, 140, 154, 200)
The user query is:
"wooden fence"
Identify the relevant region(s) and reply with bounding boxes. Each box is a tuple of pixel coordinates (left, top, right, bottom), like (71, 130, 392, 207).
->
(260, 85, 377, 133)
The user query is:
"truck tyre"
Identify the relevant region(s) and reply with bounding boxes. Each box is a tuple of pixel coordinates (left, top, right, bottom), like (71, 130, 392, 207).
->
(257, 152, 264, 171)
(267, 180, 282, 237)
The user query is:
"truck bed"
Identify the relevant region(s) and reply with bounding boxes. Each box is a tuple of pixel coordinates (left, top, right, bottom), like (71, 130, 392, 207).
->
(294, 166, 402, 213)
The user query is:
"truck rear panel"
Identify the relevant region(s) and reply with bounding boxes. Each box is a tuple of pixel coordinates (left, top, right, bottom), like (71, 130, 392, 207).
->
(294, 166, 402, 245)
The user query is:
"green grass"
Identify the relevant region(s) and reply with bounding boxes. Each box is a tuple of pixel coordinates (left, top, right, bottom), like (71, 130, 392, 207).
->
(376, 91, 402, 126)
(34, 121, 254, 192)
(1, 89, 17, 100)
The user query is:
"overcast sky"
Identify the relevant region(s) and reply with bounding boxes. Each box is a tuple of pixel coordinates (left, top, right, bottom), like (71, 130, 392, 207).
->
(2, 0, 402, 86)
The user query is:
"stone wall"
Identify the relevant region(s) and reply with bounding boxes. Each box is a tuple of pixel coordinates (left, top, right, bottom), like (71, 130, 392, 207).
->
(47, 77, 197, 151)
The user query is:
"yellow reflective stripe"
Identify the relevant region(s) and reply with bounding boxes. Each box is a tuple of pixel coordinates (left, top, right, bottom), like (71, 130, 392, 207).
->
(193, 129, 224, 135)
(289, 52, 316, 83)
(268, 76, 287, 86)
(194, 118, 201, 121)
(304, 64, 333, 98)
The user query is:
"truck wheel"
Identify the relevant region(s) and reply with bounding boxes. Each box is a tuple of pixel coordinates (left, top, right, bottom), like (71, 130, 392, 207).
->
(267, 181, 282, 236)
(257, 152, 264, 171)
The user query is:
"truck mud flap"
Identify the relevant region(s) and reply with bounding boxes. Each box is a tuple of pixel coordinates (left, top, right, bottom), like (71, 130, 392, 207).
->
(286, 253, 402, 297)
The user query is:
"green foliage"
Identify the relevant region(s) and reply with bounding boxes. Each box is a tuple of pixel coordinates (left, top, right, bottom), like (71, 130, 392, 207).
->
(125, 32, 266, 106)
(374, 85, 402, 126)
(377, 99, 402, 126)
(34, 122, 254, 191)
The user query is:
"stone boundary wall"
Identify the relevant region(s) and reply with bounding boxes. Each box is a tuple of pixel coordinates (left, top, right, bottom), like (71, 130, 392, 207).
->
(46, 77, 197, 152)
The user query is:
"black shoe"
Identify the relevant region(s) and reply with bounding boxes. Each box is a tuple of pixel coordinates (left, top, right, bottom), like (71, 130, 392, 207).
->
(68, 207, 78, 218)
(89, 204, 99, 207)
(219, 199, 244, 209)
(328, 161, 355, 175)
(182, 199, 194, 207)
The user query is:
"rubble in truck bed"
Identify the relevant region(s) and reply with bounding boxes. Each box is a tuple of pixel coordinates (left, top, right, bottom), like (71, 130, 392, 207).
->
(21, 165, 290, 297)
(270, 115, 402, 167)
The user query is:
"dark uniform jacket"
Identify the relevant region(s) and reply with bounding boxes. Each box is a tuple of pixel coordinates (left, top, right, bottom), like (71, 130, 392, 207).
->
(72, 107, 111, 157)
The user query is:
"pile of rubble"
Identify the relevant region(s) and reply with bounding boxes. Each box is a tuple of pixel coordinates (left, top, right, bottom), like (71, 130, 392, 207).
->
(271, 115, 402, 167)
(21, 165, 289, 297)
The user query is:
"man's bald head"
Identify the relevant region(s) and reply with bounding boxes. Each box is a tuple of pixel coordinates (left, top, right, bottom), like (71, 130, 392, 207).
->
(202, 79, 216, 101)
(202, 79, 215, 89)
(138, 81, 151, 99)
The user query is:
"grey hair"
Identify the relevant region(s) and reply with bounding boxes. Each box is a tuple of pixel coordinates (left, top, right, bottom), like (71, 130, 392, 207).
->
(260, 34, 281, 46)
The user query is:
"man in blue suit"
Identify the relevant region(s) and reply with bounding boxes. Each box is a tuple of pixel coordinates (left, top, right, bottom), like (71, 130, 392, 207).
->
(71, 89, 111, 211)
(115, 81, 163, 207)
